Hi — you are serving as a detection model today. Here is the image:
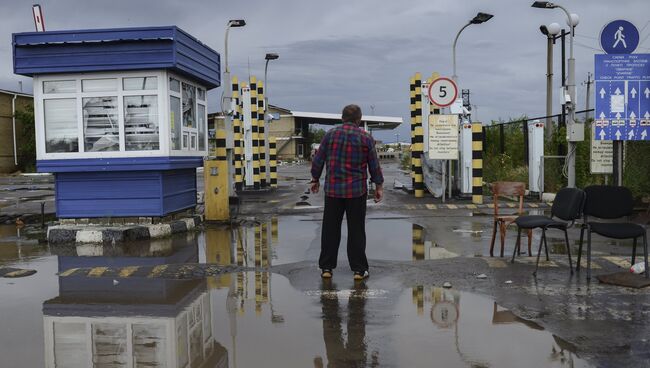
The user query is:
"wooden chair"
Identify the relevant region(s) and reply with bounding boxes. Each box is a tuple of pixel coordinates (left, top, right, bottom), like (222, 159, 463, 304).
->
(489, 181, 532, 257)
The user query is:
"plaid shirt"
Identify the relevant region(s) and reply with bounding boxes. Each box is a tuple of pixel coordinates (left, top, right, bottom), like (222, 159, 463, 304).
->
(311, 122, 384, 198)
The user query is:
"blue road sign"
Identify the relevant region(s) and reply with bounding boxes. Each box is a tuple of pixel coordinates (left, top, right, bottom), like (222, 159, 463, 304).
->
(600, 20, 639, 54)
(594, 54, 650, 141)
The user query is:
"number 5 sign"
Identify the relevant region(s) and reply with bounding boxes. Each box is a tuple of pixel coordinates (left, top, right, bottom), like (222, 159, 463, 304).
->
(428, 77, 458, 108)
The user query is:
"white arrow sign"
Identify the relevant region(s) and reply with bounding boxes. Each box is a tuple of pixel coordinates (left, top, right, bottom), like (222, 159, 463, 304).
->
(642, 130, 648, 140)
(615, 130, 622, 140)
(614, 88, 622, 95)
(630, 111, 637, 119)
(645, 111, 650, 119)
(600, 88, 606, 99)
(600, 112, 606, 119)
(631, 88, 637, 99)
(628, 130, 635, 139)
(599, 129, 606, 140)
(616, 112, 622, 119)
(645, 87, 650, 98)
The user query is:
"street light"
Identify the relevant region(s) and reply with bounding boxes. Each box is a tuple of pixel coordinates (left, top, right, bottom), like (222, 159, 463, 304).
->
(540, 22, 561, 140)
(263, 53, 279, 184)
(263, 52, 279, 120)
(531, 1, 580, 188)
(224, 19, 246, 73)
(452, 12, 494, 83)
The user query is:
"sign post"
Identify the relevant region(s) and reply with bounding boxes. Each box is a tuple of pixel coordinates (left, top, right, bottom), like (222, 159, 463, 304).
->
(595, 20, 648, 185)
(428, 78, 459, 200)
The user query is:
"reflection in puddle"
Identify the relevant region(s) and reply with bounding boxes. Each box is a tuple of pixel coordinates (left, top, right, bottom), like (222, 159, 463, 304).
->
(401, 286, 590, 368)
(412, 224, 459, 261)
(205, 216, 319, 267)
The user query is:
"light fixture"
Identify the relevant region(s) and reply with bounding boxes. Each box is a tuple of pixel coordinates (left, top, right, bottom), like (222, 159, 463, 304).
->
(228, 19, 246, 27)
(265, 53, 279, 61)
(531, 1, 556, 9)
(470, 12, 493, 24)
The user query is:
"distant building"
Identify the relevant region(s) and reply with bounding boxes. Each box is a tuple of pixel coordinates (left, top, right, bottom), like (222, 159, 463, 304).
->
(0, 89, 33, 173)
(209, 105, 402, 161)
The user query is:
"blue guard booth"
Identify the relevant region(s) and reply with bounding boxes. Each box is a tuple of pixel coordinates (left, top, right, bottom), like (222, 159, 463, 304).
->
(12, 26, 220, 218)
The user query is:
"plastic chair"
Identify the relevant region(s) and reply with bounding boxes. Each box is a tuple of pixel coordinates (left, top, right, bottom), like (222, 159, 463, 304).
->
(576, 185, 649, 279)
(512, 187, 585, 275)
(489, 182, 532, 257)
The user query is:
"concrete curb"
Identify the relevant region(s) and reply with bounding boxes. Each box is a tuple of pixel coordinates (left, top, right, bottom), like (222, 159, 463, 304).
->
(47, 215, 202, 244)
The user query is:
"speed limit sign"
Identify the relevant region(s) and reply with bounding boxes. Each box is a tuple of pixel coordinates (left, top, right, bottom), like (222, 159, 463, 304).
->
(427, 77, 458, 107)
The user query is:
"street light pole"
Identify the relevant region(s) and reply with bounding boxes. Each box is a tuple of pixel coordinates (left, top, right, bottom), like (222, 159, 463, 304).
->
(452, 12, 494, 85)
(263, 53, 279, 185)
(223, 19, 245, 192)
(540, 23, 561, 140)
(451, 11, 493, 199)
(532, 1, 579, 188)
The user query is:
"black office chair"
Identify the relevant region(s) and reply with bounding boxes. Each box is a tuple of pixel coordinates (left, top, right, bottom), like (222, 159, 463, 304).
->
(576, 185, 648, 280)
(512, 187, 585, 276)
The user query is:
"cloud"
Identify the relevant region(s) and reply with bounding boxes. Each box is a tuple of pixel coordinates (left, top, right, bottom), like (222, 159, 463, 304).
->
(1, 0, 648, 142)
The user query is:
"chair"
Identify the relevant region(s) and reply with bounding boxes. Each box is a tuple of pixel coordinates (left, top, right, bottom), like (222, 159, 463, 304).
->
(576, 185, 648, 280)
(489, 182, 532, 257)
(512, 187, 585, 275)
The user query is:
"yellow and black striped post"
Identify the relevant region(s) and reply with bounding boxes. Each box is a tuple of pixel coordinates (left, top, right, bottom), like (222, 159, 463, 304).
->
(413, 73, 424, 198)
(472, 122, 483, 204)
(409, 76, 416, 191)
(250, 76, 261, 189)
(257, 81, 267, 187)
(232, 76, 243, 191)
(215, 126, 227, 161)
(269, 136, 278, 188)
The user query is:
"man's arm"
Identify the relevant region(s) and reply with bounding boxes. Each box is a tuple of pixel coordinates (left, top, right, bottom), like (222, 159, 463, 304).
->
(310, 133, 329, 193)
(366, 136, 384, 202)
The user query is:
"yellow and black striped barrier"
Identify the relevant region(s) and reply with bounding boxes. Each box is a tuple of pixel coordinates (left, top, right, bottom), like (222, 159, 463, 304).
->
(472, 122, 483, 204)
(250, 76, 261, 189)
(413, 73, 424, 198)
(257, 81, 267, 187)
(232, 76, 243, 191)
(269, 136, 278, 188)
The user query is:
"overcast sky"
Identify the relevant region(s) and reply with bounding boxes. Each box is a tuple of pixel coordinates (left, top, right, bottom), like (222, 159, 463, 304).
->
(1, 0, 648, 141)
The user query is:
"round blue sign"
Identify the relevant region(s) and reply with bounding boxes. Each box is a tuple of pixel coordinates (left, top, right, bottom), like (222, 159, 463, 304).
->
(600, 20, 639, 54)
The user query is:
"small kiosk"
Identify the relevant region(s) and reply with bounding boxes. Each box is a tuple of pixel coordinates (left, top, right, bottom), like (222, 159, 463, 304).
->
(13, 26, 220, 218)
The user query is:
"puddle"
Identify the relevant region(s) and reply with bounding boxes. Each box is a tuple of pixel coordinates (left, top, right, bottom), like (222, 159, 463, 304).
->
(32, 268, 592, 367)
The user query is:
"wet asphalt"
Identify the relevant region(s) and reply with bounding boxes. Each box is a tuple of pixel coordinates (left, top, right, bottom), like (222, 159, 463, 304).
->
(0, 161, 648, 367)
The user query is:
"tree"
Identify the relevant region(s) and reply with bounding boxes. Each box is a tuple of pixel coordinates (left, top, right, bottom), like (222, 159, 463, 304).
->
(14, 106, 36, 172)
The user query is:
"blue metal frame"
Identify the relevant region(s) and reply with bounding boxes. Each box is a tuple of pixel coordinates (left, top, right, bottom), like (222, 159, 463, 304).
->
(13, 26, 221, 88)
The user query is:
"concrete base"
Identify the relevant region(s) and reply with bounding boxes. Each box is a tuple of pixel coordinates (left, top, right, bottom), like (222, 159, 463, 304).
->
(47, 215, 202, 244)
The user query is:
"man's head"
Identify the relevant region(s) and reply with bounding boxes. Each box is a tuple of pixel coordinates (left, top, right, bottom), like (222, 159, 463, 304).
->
(342, 104, 362, 125)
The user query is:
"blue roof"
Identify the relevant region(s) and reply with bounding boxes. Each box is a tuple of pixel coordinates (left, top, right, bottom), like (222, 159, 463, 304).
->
(13, 26, 221, 88)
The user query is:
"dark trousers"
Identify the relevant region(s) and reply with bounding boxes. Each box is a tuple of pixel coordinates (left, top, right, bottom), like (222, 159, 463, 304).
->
(319, 194, 368, 272)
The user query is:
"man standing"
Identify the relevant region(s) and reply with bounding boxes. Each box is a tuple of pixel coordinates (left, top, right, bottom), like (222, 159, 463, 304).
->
(310, 104, 384, 280)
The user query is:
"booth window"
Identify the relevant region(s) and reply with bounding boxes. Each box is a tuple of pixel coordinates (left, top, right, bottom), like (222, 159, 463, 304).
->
(83, 97, 119, 152)
(82, 78, 117, 93)
(43, 80, 75, 94)
(170, 96, 182, 150)
(44, 98, 78, 153)
(197, 104, 206, 151)
(170, 78, 181, 93)
(124, 95, 159, 151)
(182, 84, 196, 128)
(123, 76, 157, 91)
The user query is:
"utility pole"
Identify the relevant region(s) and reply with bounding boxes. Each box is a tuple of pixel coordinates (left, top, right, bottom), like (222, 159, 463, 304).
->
(583, 72, 593, 121)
